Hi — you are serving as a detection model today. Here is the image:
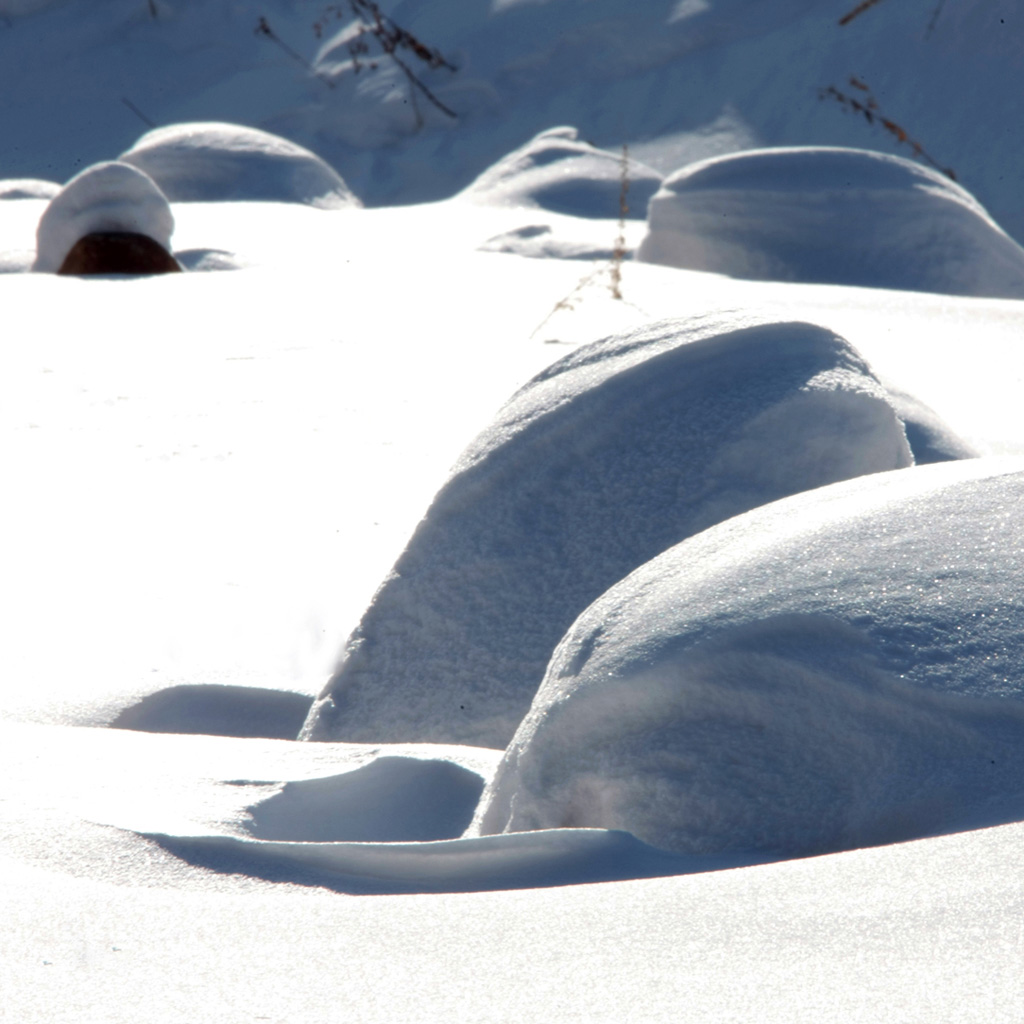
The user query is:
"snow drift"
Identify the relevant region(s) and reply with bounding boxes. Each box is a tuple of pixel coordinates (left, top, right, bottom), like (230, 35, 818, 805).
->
(458, 126, 661, 219)
(120, 122, 361, 208)
(0, 178, 58, 199)
(302, 313, 913, 749)
(636, 147, 1024, 298)
(33, 160, 175, 273)
(474, 458, 1024, 858)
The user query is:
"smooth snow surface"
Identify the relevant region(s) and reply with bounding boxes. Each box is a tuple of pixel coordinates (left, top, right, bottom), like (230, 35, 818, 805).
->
(6, 3, 1024, 1012)
(458, 126, 661, 219)
(303, 313, 912, 749)
(32, 161, 174, 273)
(0, 177, 58, 199)
(637, 147, 1024, 297)
(476, 459, 1024, 857)
(120, 122, 361, 208)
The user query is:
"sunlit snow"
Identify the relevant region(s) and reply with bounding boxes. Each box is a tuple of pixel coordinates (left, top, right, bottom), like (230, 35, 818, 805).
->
(4, 1, 1024, 1022)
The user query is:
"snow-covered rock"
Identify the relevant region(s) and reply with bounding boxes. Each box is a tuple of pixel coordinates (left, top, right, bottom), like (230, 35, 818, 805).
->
(33, 160, 175, 273)
(474, 458, 1024, 858)
(458, 126, 661, 219)
(120, 122, 361, 208)
(0, 178, 59, 199)
(636, 147, 1024, 298)
(302, 313, 913, 749)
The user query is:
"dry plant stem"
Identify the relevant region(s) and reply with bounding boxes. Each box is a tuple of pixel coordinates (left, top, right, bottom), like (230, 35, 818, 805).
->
(819, 76, 957, 180)
(311, 0, 458, 122)
(530, 145, 647, 341)
(609, 144, 630, 301)
(838, 0, 889, 26)
(121, 96, 156, 128)
(255, 17, 336, 88)
(925, 0, 948, 36)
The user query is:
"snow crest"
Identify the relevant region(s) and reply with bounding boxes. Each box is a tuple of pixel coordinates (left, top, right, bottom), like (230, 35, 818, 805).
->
(636, 147, 1024, 298)
(302, 313, 912, 749)
(33, 161, 174, 273)
(474, 459, 1024, 857)
(459, 126, 661, 219)
(120, 122, 361, 208)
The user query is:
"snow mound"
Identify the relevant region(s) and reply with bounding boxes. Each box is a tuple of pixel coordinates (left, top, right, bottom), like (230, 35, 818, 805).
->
(458, 127, 661, 219)
(243, 756, 485, 843)
(474, 458, 1024, 858)
(0, 178, 59, 199)
(636, 147, 1024, 298)
(120, 122, 361, 209)
(33, 161, 175, 273)
(882, 381, 980, 465)
(111, 685, 313, 740)
(302, 313, 912, 749)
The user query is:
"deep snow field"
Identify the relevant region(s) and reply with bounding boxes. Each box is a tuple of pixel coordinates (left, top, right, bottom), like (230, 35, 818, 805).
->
(4, 2, 1024, 1022)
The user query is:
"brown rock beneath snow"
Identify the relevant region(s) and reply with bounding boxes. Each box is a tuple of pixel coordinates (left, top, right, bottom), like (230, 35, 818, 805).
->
(57, 231, 182, 276)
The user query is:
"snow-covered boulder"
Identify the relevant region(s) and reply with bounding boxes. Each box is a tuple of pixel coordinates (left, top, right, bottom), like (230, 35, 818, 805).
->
(0, 178, 59, 200)
(302, 313, 913, 748)
(120, 122, 361, 209)
(458, 126, 661, 219)
(33, 161, 176, 274)
(473, 458, 1024, 858)
(636, 147, 1024, 298)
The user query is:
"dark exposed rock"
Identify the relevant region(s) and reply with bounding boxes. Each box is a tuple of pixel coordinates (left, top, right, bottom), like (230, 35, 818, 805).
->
(57, 230, 182, 275)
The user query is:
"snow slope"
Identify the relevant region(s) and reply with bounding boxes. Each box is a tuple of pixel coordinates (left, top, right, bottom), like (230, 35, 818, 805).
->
(303, 313, 912, 748)
(1, 0, 1023, 243)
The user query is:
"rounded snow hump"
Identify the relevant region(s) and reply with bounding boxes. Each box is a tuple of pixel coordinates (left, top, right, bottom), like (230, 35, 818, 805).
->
(636, 146, 1024, 298)
(120, 122, 362, 209)
(33, 161, 178, 275)
(459, 126, 662, 219)
(473, 458, 1024, 860)
(302, 312, 913, 749)
(0, 178, 59, 200)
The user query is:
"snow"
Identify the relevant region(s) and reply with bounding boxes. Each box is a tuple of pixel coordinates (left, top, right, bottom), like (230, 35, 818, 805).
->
(2, 0, 1022, 242)
(0, 177, 59, 199)
(119, 122, 362, 208)
(475, 458, 1024, 856)
(637, 146, 1024, 298)
(303, 313, 913, 749)
(5, 0, 1024, 1020)
(32, 160, 175, 272)
(458, 125, 662, 219)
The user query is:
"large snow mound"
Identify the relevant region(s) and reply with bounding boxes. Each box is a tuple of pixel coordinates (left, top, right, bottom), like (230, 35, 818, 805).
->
(474, 458, 1024, 858)
(120, 122, 361, 209)
(302, 313, 912, 749)
(33, 160, 174, 273)
(458, 126, 661, 219)
(636, 147, 1024, 298)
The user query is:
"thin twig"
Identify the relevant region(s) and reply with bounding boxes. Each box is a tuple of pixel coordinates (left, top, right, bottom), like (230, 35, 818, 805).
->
(838, 0, 888, 26)
(818, 77, 956, 180)
(121, 96, 156, 128)
(256, 16, 336, 88)
(925, 0, 948, 37)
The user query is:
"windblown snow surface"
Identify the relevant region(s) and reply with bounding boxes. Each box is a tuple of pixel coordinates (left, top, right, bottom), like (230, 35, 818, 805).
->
(303, 313, 913, 748)
(5, 2, 1024, 1022)
(475, 459, 1024, 857)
